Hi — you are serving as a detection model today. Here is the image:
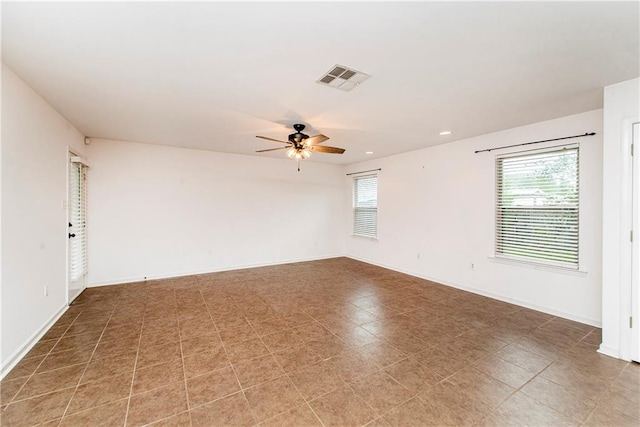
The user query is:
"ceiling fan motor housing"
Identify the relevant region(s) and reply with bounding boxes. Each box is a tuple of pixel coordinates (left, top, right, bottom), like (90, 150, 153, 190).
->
(289, 124, 309, 147)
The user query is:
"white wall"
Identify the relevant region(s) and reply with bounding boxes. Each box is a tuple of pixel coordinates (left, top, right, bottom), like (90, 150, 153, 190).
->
(86, 139, 346, 286)
(1, 64, 86, 371)
(600, 77, 639, 360)
(346, 110, 603, 326)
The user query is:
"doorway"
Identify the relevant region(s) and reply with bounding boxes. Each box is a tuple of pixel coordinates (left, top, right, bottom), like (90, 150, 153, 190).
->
(68, 154, 88, 303)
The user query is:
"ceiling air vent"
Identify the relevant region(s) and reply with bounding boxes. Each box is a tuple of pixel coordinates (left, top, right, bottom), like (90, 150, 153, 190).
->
(316, 64, 371, 92)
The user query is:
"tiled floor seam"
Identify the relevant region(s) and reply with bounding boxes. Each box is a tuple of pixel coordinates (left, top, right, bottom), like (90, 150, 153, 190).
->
(144, 409, 191, 426)
(6, 362, 90, 405)
(177, 288, 195, 427)
(198, 285, 256, 426)
(539, 358, 629, 425)
(242, 304, 326, 426)
(122, 291, 148, 427)
(347, 370, 417, 422)
(56, 305, 117, 425)
(2, 318, 76, 407)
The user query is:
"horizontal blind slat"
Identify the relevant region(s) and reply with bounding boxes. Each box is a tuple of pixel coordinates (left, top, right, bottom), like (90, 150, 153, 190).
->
(69, 162, 88, 282)
(496, 147, 579, 268)
(353, 175, 378, 238)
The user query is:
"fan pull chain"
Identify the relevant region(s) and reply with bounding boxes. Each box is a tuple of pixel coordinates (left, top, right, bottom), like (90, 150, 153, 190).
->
(297, 160, 300, 172)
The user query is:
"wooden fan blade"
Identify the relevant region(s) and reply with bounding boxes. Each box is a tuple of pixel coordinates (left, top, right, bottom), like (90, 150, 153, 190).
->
(256, 147, 289, 153)
(310, 145, 345, 154)
(305, 134, 330, 145)
(256, 136, 291, 145)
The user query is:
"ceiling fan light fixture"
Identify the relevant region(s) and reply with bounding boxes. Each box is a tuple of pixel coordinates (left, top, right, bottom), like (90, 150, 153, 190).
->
(286, 147, 312, 160)
(256, 124, 342, 171)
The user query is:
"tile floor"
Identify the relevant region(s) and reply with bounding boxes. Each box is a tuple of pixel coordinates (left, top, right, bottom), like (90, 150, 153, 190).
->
(1, 257, 638, 426)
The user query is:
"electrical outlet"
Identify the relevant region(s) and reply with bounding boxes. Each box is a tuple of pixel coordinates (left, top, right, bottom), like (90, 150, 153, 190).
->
(470, 262, 475, 270)
(44, 285, 48, 297)
(417, 253, 421, 260)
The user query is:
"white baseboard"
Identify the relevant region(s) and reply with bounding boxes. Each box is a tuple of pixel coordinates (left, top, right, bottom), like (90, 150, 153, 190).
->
(598, 344, 624, 360)
(346, 255, 602, 328)
(88, 253, 346, 287)
(0, 303, 69, 380)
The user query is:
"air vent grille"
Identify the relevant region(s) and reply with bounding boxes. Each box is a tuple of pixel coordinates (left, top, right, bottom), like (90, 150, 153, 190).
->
(316, 64, 371, 92)
(329, 66, 347, 77)
(320, 75, 336, 84)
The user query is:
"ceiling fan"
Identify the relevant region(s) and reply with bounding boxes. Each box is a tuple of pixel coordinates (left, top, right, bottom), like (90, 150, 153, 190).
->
(256, 124, 345, 171)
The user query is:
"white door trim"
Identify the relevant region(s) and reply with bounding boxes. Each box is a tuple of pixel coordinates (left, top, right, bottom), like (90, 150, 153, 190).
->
(631, 121, 640, 362)
(67, 149, 88, 305)
(615, 117, 640, 361)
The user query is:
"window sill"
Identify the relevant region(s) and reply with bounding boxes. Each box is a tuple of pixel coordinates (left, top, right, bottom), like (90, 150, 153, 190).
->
(488, 255, 587, 277)
(351, 234, 378, 241)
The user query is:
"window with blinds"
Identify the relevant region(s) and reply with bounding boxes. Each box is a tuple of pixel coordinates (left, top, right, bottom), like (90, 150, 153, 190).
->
(496, 147, 579, 268)
(69, 160, 88, 282)
(353, 174, 378, 238)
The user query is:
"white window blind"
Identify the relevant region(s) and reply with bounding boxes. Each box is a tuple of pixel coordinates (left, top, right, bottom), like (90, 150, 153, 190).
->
(353, 174, 378, 238)
(496, 147, 579, 268)
(70, 160, 88, 282)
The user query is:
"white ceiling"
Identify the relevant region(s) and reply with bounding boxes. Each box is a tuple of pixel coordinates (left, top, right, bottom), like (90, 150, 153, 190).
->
(2, 2, 638, 165)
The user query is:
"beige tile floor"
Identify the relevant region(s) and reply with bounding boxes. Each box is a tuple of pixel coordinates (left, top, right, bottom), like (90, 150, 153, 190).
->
(1, 257, 638, 426)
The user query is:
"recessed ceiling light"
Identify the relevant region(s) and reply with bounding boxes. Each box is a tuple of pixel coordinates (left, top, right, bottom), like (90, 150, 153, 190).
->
(439, 131, 452, 136)
(366, 151, 374, 154)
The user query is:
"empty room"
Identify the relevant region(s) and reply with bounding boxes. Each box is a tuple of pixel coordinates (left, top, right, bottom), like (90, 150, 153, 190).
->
(1, 1, 639, 426)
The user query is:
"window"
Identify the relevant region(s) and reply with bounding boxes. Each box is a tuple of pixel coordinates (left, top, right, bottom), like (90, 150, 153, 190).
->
(69, 159, 88, 282)
(496, 147, 579, 268)
(353, 174, 378, 238)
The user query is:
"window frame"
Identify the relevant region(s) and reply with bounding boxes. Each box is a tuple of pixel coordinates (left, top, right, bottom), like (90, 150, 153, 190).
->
(352, 173, 379, 239)
(494, 145, 580, 270)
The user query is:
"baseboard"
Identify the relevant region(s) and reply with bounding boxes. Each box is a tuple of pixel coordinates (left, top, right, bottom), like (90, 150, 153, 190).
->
(88, 253, 346, 287)
(598, 344, 624, 360)
(346, 255, 602, 328)
(0, 303, 69, 380)
(68, 287, 85, 304)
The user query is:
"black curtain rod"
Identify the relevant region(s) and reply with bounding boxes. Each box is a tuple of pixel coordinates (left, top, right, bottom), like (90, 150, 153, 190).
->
(474, 132, 596, 154)
(346, 168, 382, 176)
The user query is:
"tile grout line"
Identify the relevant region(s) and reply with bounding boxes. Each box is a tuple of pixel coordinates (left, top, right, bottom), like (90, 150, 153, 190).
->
(198, 281, 257, 426)
(175, 285, 194, 427)
(56, 304, 117, 425)
(2, 312, 81, 408)
(240, 303, 327, 427)
(122, 285, 150, 427)
(578, 361, 631, 424)
(299, 305, 390, 414)
(242, 307, 314, 426)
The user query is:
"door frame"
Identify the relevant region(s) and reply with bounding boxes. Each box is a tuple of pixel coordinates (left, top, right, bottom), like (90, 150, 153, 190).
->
(631, 122, 640, 362)
(618, 117, 640, 362)
(67, 150, 89, 305)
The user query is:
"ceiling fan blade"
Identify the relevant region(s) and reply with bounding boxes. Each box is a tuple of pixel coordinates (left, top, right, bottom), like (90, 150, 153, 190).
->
(256, 136, 291, 145)
(306, 134, 330, 145)
(256, 147, 289, 153)
(310, 145, 345, 154)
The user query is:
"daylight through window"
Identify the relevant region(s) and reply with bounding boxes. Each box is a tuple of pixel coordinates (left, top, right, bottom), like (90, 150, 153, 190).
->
(496, 147, 579, 268)
(353, 174, 378, 238)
